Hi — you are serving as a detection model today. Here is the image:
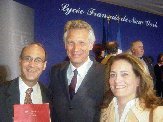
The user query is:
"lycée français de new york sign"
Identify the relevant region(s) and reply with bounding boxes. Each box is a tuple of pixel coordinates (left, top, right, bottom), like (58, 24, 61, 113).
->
(59, 3, 158, 28)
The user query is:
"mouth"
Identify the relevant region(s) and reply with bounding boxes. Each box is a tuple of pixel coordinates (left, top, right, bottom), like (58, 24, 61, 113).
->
(141, 50, 144, 53)
(72, 53, 81, 58)
(73, 54, 80, 56)
(115, 85, 126, 89)
(26, 68, 36, 73)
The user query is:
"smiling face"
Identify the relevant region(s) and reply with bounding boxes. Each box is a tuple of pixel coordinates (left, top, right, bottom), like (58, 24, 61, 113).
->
(109, 59, 140, 100)
(19, 44, 47, 87)
(65, 29, 93, 68)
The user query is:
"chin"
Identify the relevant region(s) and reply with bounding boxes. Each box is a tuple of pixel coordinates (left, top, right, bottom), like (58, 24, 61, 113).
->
(27, 79, 37, 82)
(26, 76, 38, 81)
(71, 59, 83, 64)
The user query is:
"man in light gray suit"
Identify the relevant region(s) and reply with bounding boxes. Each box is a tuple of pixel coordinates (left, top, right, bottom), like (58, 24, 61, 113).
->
(49, 20, 105, 122)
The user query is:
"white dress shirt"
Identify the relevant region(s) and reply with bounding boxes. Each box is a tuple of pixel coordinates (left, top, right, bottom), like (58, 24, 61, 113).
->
(67, 57, 93, 93)
(19, 77, 43, 104)
(113, 97, 137, 122)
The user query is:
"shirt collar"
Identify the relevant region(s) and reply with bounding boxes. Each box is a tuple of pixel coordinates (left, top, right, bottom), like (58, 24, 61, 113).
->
(113, 97, 138, 122)
(19, 77, 39, 92)
(69, 57, 93, 77)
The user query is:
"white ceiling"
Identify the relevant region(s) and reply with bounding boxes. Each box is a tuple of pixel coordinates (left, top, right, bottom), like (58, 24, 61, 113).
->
(97, 0, 163, 16)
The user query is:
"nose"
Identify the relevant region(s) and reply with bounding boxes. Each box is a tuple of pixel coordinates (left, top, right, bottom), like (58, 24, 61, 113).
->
(73, 43, 80, 51)
(114, 75, 122, 83)
(28, 60, 35, 67)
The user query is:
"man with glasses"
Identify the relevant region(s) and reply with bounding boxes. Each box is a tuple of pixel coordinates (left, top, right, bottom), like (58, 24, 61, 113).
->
(0, 42, 51, 122)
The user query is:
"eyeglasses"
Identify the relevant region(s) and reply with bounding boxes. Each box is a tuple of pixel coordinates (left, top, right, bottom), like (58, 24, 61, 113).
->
(21, 56, 45, 64)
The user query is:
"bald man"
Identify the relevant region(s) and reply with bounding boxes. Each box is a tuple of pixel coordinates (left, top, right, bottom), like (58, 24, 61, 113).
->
(0, 42, 51, 122)
(130, 40, 156, 86)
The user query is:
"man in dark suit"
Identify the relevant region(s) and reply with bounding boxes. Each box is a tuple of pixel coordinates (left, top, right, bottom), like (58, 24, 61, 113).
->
(49, 20, 105, 122)
(130, 40, 156, 85)
(0, 43, 51, 122)
(154, 53, 163, 97)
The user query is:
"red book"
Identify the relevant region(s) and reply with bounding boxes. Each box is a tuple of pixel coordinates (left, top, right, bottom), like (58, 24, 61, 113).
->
(14, 103, 50, 122)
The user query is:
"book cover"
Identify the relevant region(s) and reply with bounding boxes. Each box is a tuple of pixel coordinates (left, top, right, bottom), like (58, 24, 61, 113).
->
(14, 103, 50, 122)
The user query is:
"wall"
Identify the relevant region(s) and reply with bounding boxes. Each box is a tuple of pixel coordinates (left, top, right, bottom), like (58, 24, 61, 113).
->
(0, 0, 34, 81)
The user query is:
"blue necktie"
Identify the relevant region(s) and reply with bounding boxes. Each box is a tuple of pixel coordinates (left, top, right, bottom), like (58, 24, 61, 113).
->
(69, 69, 78, 100)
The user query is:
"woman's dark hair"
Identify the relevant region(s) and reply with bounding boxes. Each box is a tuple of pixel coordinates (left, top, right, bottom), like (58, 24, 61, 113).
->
(106, 41, 119, 54)
(157, 53, 163, 63)
(93, 44, 105, 56)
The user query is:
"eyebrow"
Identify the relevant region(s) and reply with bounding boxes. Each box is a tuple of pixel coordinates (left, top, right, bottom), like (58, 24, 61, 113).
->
(23, 56, 44, 60)
(110, 70, 129, 73)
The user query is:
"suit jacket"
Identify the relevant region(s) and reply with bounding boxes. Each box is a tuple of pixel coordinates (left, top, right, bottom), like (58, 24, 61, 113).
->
(100, 98, 163, 122)
(154, 64, 163, 96)
(154, 64, 163, 84)
(0, 77, 51, 122)
(142, 56, 156, 81)
(49, 61, 105, 122)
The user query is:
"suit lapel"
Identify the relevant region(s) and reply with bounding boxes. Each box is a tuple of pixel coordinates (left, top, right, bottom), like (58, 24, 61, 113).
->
(39, 83, 49, 103)
(60, 62, 70, 101)
(75, 61, 97, 95)
(6, 78, 20, 119)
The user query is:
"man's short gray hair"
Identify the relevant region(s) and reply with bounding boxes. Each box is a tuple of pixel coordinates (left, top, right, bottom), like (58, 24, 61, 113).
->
(63, 20, 95, 44)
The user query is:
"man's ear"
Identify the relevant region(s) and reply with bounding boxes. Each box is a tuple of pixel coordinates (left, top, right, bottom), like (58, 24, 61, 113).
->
(89, 42, 94, 51)
(64, 42, 67, 49)
(43, 61, 47, 70)
(19, 58, 22, 65)
(131, 48, 135, 54)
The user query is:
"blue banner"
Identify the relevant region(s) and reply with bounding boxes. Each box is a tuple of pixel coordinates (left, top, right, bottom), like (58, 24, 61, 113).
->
(15, 0, 163, 85)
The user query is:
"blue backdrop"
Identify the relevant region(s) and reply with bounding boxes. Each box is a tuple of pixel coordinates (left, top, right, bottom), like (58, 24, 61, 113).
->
(15, 0, 163, 85)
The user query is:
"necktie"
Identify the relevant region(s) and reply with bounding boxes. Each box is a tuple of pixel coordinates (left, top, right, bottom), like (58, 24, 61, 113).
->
(24, 88, 33, 104)
(69, 69, 78, 100)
